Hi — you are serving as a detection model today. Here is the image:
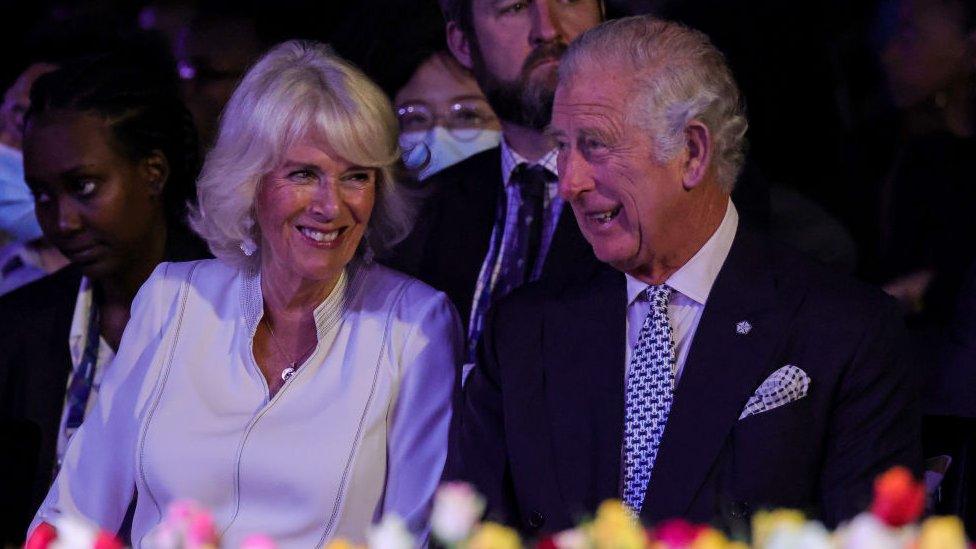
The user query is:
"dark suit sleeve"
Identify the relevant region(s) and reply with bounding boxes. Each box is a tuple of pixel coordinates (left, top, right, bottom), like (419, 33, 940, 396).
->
(819, 299, 923, 525)
(444, 305, 521, 526)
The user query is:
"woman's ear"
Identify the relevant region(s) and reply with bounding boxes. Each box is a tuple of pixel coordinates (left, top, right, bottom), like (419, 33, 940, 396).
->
(143, 150, 170, 196)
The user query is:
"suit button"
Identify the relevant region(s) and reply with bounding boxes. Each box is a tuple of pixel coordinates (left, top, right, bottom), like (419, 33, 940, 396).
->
(528, 511, 545, 529)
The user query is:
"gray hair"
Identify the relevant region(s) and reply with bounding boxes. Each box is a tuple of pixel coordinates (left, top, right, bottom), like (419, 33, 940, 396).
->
(560, 16, 748, 192)
(188, 40, 411, 268)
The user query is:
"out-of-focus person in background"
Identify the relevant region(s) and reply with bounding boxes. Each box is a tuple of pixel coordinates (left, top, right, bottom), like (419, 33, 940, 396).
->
(328, 0, 501, 182)
(0, 62, 68, 295)
(30, 40, 459, 547)
(396, 50, 501, 181)
(0, 51, 206, 544)
(848, 0, 976, 325)
(172, 8, 263, 148)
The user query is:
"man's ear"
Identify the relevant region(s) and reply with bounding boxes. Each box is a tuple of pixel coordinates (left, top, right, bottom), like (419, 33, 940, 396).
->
(143, 150, 170, 197)
(446, 21, 474, 70)
(681, 120, 712, 190)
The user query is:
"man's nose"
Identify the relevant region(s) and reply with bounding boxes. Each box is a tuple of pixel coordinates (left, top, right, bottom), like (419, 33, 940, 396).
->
(557, 147, 592, 201)
(529, 0, 561, 45)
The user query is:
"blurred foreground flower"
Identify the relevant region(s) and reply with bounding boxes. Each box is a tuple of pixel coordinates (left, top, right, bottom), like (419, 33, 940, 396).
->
(870, 466, 925, 527)
(751, 510, 805, 548)
(145, 500, 219, 549)
(468, 522, 521, 549)
(431, 481, 486, 544)
(918, 516, 968, 549)
(366, 515, 414, 549)
(590, 501, 645, 549)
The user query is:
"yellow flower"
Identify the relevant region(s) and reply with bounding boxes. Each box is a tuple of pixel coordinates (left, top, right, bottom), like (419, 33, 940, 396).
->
(322, 540, 364, 549)
(468, 522, 522, 549)
(590, 500, 646, 549)
(751, 509, 805, 548)
(918, 516, 967, 549)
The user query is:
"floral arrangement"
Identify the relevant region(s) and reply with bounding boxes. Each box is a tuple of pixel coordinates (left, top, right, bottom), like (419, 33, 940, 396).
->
(25, 467, 972, 549)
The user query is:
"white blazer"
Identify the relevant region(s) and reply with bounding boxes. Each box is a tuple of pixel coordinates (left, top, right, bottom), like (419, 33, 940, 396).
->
(31, 258, 462, 548)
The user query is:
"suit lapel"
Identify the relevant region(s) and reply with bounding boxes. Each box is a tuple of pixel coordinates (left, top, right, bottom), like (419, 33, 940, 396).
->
(641, 230, 802, 522)
(544, 266, 628, 513)
(426, 148, 503, 323)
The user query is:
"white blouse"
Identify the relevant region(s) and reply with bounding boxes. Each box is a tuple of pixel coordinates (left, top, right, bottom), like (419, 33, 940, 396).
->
(31, 258, 462, 548)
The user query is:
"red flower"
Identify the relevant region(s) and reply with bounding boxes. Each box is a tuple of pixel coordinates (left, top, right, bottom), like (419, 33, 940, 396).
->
(536, 535, 558, 549)
(653, 518, 705, 547)
(94, 530, 124, 549)
(870, 466, 926, 527)
(24, 522, 58, 549)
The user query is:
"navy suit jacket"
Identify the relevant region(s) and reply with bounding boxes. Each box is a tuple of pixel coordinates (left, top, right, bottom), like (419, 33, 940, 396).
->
(447, 227, 922, 536)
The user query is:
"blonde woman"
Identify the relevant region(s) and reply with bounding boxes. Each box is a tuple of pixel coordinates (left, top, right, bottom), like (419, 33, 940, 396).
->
(31, 41, 461, 547)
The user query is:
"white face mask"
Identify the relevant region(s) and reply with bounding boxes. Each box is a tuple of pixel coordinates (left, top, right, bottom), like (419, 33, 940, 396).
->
(400, 126, 502, 181)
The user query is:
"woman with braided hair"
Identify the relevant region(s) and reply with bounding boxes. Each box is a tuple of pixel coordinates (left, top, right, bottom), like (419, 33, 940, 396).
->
(0, 52, 207, 544)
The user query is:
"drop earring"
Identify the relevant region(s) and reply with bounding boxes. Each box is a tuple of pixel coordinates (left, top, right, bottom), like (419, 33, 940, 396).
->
(240, 238, 257, 257)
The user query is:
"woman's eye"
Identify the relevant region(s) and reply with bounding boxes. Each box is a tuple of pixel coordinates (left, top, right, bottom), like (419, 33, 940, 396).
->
(288, 169, 316, 182)
(341, 171, 374, 187)
(70, 179, 97, 198)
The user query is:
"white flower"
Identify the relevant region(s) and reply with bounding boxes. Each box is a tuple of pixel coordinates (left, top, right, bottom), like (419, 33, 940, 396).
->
(49, 516, 97, 549)
(553, 527, 589, 549)
(430, 482, 486, 544)
(367, 514, 414, 549)
(835, 513, 909, 549)
(765, 521, 832, 549)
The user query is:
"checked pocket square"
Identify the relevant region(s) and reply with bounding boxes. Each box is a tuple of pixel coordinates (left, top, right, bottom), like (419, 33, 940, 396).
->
(738, 365, 810, 420)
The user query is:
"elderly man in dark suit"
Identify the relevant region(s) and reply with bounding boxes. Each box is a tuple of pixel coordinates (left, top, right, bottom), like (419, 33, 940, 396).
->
(447, 16, 922, 536)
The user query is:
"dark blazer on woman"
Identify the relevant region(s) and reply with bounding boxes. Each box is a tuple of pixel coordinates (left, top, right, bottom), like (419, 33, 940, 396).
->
(0, 265, 81, 543)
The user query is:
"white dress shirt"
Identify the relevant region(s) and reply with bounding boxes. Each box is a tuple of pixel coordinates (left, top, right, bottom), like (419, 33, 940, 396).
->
(625, 200, 738, 380)
(33, 258, 461, 548)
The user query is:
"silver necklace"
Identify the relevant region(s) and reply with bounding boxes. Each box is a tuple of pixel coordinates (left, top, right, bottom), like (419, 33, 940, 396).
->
(263, 317, 316, 381)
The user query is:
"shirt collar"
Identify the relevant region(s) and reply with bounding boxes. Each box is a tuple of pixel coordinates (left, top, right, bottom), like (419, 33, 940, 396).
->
(626, 199, 739, 306)
(241, 259, 365, 341)
(499, 137, 558, 187)
(68, 276, 94, 366)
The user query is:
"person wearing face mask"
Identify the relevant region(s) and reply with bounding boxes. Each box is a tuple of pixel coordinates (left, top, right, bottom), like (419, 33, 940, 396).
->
(0, 62, 69, 296)
(395, 51, 501, 181)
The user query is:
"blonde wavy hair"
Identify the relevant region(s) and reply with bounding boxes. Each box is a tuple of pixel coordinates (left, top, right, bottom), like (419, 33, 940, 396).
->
(188, 40, 410, 268)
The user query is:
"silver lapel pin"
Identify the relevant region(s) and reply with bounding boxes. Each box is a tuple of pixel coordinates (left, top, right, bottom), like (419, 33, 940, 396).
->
(735, 320, 752, 335)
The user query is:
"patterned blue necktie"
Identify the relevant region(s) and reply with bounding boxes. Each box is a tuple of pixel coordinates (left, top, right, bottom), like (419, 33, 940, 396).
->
(622, 284, 675, 514)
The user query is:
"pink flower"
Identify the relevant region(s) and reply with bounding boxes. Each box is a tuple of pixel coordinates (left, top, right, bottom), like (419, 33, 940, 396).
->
(25, 522, 58, 549)
(93, 531, 124, 549)
(653, 519, 705, 547)
(241, 534, 277, 549)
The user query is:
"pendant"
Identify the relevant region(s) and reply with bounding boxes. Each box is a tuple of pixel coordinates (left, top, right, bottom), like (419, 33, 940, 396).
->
(281, 365, 296, 381)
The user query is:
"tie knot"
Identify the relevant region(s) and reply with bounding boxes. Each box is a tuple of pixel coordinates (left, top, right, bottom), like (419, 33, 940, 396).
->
(644, 284, 672, 310)
(513, 163, 552, 200)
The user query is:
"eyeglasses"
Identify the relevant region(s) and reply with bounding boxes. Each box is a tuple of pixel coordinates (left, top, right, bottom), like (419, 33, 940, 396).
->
(396, 99, 498, 141)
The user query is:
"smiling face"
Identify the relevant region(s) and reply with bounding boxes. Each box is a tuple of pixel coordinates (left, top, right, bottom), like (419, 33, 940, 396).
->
(22, 111, 167, 280)
(254, 137, 376, 292)
(551, 68, 703, 279)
